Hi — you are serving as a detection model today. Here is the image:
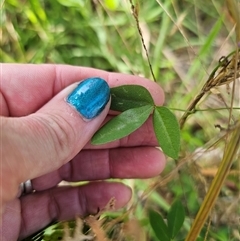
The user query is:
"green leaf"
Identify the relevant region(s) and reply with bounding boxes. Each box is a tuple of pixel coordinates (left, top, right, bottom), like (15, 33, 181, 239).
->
(110, 85, 154, 112)
(92, 105, 153, 145)
(149, 209, 170, 241)
(167, 200, 185, 239)
(153, 106, 180, 159)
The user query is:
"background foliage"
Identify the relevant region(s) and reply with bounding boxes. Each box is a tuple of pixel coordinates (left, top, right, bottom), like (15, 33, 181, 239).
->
(1, 0, 240, 240)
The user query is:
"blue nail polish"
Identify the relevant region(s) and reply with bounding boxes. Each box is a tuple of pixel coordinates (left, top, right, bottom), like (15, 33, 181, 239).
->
(66, 77, 110, 119)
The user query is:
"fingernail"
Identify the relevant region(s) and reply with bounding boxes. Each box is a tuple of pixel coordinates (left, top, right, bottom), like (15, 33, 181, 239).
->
(66, 77, 110, 120)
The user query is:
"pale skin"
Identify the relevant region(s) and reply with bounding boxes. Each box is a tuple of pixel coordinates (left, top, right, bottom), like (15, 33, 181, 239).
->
(0, 64, 166, 241)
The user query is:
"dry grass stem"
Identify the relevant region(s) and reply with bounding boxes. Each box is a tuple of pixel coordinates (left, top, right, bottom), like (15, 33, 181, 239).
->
(179, 49, 240, 128)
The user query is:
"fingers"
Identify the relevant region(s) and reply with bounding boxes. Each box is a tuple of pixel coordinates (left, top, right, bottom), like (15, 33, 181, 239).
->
(1, 79, 111, 204)
(1, 64, 164, 116)
(65, 147, 165, 180)
(32, 147, 165, 191)
(16, 182, 131, 240)
(32, 116, 161, 191)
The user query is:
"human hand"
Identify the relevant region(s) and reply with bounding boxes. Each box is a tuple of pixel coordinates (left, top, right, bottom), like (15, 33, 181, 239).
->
(0, 64, 165, 241)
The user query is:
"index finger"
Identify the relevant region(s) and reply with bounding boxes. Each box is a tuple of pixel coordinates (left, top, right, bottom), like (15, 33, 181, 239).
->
(1, 64, 164, 117)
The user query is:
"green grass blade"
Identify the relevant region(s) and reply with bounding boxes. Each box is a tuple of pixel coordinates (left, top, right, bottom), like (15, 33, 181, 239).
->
(187, 17, 223, 80)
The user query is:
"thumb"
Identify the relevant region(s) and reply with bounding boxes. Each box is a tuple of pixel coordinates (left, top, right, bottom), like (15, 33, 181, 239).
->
(2, 77, 110, 200)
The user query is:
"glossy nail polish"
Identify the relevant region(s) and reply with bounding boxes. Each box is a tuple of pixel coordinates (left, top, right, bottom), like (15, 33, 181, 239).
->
(66, 77, 110, 120)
